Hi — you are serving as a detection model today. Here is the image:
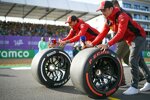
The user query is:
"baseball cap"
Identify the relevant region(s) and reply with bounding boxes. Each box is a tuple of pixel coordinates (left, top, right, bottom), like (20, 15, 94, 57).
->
(111, 0, 119, 5)
(96, 0, 113, 12)
(65, 15, 78, 24)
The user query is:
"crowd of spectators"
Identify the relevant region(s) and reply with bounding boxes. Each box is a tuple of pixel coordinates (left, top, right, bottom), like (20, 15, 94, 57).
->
(0, 21, 70, 38)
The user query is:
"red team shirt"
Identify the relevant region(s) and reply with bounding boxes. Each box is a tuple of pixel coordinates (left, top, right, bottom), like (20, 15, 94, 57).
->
(92, 7, 146, 46)
(62, 19, 100, 43)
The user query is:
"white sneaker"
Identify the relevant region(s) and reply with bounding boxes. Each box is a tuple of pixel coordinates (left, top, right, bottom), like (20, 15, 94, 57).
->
(140, 82, 150, 92)
(123, 86, 139, 95)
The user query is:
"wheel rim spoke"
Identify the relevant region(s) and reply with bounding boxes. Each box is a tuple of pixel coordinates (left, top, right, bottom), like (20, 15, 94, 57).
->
(89, 57, 119, 92)
(43, 54, 70, 82)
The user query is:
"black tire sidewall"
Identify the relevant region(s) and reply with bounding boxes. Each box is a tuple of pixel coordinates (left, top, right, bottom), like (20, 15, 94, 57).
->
(83, 49, 123, 98)
(32, 48, 71, 88)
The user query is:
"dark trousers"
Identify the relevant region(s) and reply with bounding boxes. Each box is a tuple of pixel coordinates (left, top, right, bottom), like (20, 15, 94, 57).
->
(116, 40, 144, 83)
(129, 36, 150, 88)
(116, 41, 129, 65)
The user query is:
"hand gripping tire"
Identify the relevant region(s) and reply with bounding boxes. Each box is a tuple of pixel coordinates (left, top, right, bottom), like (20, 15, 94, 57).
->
(70, 48, 123, 99)
(31, 48, 71, 88)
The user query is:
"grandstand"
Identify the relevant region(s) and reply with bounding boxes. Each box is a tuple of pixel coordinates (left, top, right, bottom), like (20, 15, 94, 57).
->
(0, 21, 69, 36)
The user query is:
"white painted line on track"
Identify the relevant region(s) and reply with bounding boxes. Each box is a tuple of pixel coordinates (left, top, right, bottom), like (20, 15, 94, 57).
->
(11, 67, 31, 70)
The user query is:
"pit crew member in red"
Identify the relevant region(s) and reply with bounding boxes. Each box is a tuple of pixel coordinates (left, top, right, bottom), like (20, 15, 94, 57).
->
(59, 15, 100, 46)
(87, 0, 150, 95)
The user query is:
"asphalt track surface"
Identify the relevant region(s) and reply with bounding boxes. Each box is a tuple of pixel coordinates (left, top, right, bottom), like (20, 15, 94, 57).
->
(0, 66, 150, 100)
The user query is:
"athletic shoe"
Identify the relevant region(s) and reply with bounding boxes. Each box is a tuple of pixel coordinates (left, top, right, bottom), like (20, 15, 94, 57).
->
(140, 82, 150, 92)
(123, 86, 139, 95)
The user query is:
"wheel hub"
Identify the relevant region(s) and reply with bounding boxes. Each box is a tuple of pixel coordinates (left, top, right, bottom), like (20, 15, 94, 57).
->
(48, 64, 56, 71)
(95, 69, 102, 76)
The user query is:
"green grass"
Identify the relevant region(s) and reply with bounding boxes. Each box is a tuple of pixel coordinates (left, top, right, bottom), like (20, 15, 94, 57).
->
(0, 64, 31, 68)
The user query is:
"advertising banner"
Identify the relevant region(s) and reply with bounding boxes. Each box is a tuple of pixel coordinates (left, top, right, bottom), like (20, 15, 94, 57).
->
(143, 51, 150, 58)
(0, 36, 5, 49)
(0, 36, 73, 58)
(0, 36, 41, 50)
(5, 36, 31, 50)
(0, 50, 35, 58)
(0, 36, 73, 51)
(29, 36, 41, 50)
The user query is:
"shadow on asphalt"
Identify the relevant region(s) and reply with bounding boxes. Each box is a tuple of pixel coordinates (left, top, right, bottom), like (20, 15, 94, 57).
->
(50, 85, 85, 95)
(0, 74, 16, 77)
(50, 84, 150, 100)
(50, 85, 110, 100)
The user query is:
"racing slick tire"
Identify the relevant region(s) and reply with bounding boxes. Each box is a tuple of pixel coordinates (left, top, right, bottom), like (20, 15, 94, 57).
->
(70, 48, 123, 99)
(31, 48, 71, 88)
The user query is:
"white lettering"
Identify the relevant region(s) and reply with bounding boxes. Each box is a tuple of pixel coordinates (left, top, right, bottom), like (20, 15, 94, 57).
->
(18, 51, 23, 57)
(147, 52, 150, 57)
(0, 50, 30, 58)
(23, 51, 29, 57)
(13, 40, 23, 46)
(47, 51, 56, 57)
(9, 51, 17, 58)
(28, 41, 38, 45)
(1, 51, 7, 58)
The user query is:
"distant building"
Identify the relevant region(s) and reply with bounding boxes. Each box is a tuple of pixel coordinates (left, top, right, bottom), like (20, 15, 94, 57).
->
(119, 0, 150, 50)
